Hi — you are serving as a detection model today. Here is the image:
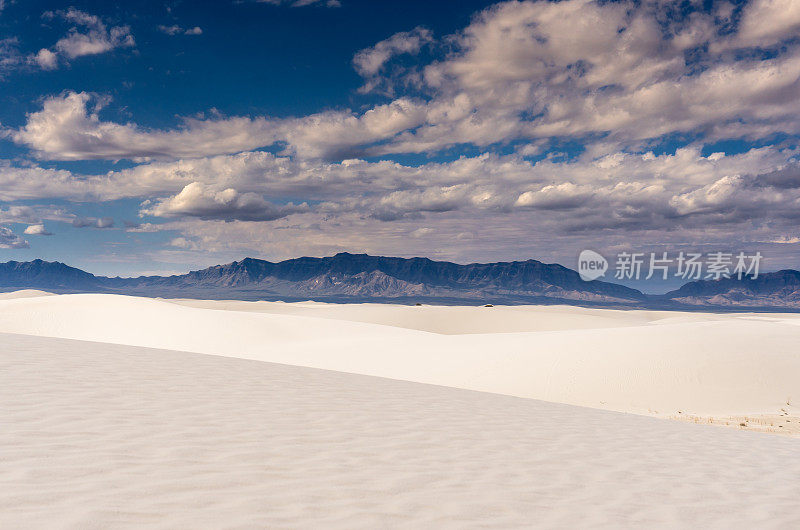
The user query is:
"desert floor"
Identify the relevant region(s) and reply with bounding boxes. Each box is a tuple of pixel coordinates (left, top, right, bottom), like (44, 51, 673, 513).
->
(1, 291, 799, 528)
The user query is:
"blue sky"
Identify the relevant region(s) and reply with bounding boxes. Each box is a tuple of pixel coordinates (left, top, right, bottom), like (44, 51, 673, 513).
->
(0, 0, 799, 291)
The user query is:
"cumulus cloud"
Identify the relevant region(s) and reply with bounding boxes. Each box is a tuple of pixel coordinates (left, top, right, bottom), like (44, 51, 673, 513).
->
(124, 222, 162, 233)
(735, 0, 800, 49)
(386, 0, 800, 152)
(353, 27, 432, 93)
(515, 183, 593, 210)
(141, 182, 309, 221)
(4, 0, 800, 269)
(169, 236, 199, 249)
(669, 174, 792, 219)
(5, 140, 799, 234)
(4, 9, 131, 75)
(0, 160, 98, 200)
(0, 205, 74, 227)
(33, 48, 58, 70)
(11, 92, 280, 160)
(149, 195, 800, 271)
(31, 8, 134, 70)
(14, 1, 800, 162)
(72, 216, 114, 229)
(0, 227, 29, 249)
(0, 37, 23, 77)
(54, 24, 133, 59)
(258, 0, 341, 7)
(158, 25, 203, 36)
(10, 91, 428, 161)
(354, 28, 432, 77)
(0, 205, 42, 225)
(410, 227, 434, 238)
(23, 224, 53, 236)
(282, 98, 428, 159)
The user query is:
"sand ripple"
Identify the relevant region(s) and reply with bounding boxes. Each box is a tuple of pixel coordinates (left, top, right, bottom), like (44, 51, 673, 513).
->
(1, 333, 799, 529)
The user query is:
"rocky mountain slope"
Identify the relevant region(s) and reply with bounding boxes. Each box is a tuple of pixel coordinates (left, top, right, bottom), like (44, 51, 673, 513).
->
(0, 259, 98, 290)
(109, 253, 646, 303)
(663, 270, 800, 308)
(3, 253, 799, 308)
(0, 253, 644, 304)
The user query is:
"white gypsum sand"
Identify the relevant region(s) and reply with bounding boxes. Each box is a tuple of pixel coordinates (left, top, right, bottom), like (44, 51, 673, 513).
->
(0, 289, 54, 300)
(1, 332, 799, 529)
(0, 292, 798, 431)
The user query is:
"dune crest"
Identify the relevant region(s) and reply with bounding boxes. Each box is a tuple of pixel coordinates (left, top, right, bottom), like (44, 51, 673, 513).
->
(0, 292, 797, 428)
(2, 333, 799, 528)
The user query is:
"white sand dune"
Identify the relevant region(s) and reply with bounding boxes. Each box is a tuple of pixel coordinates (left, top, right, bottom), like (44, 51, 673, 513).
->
(0, 293, 798, 422)
(0, 289, 53, 299)
(171, 297, 665, 334)
(2, 332, 799, 529)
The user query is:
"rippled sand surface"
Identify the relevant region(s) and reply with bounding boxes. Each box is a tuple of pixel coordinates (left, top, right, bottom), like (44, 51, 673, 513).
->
(2, 333, 799, 529)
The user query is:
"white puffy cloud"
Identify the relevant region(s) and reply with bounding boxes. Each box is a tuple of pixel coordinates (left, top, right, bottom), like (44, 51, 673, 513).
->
(0, 160, 98, 200)
(258, 0, 341, 7)
(10, 91, 432, 161)
(0, 205, 42, 224)
(4, 0, 800, 270)
(72, 217, 114, 229)
(52, 8, 134, 58)
(735, 0, 800, 49)
(4, 140, 799, 234)
(515, 183, 592, 210)
(158, 25, 203, 36)
(14, 1, 800, 162)
(54, 25, 133, 59)
(143, 194, 800, 271)
(409, 227, 434, 238)
(117, 144, 799, 243)
(0, 227, 29, 249)
(0, 205, 74, 227)
(3, 9, 131, 76)
(354, 28, 432, 77)
(11, 92, 280, 161)
(141, 182, 309, 221)
(281, 98, 428, 159)
(353, 27, 432, 93)
(30, 8, 134, 71)
(124, 222, 162, 233)
(169, 237, 199, 250)
(158, 25, 181, 36)
(23, 224, 53, 236)
(33, 48, 58, 70)
(0, 37, 22, 77)
(390, 0, 800, 152)
(669, 174, 795, 219)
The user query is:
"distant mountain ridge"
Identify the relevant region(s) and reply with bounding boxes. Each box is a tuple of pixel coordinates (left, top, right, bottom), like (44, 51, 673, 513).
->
(1, 253, 798, 309)
(0, 259, 97, 289)
(112, 253, 647, 303)
(0, 253, 644, 305)
(662, 270, 800, 308)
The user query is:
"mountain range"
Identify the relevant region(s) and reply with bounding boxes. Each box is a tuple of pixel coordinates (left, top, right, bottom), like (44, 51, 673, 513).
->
(1, 253, 798, 310)
(662, 269, 800, 308)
